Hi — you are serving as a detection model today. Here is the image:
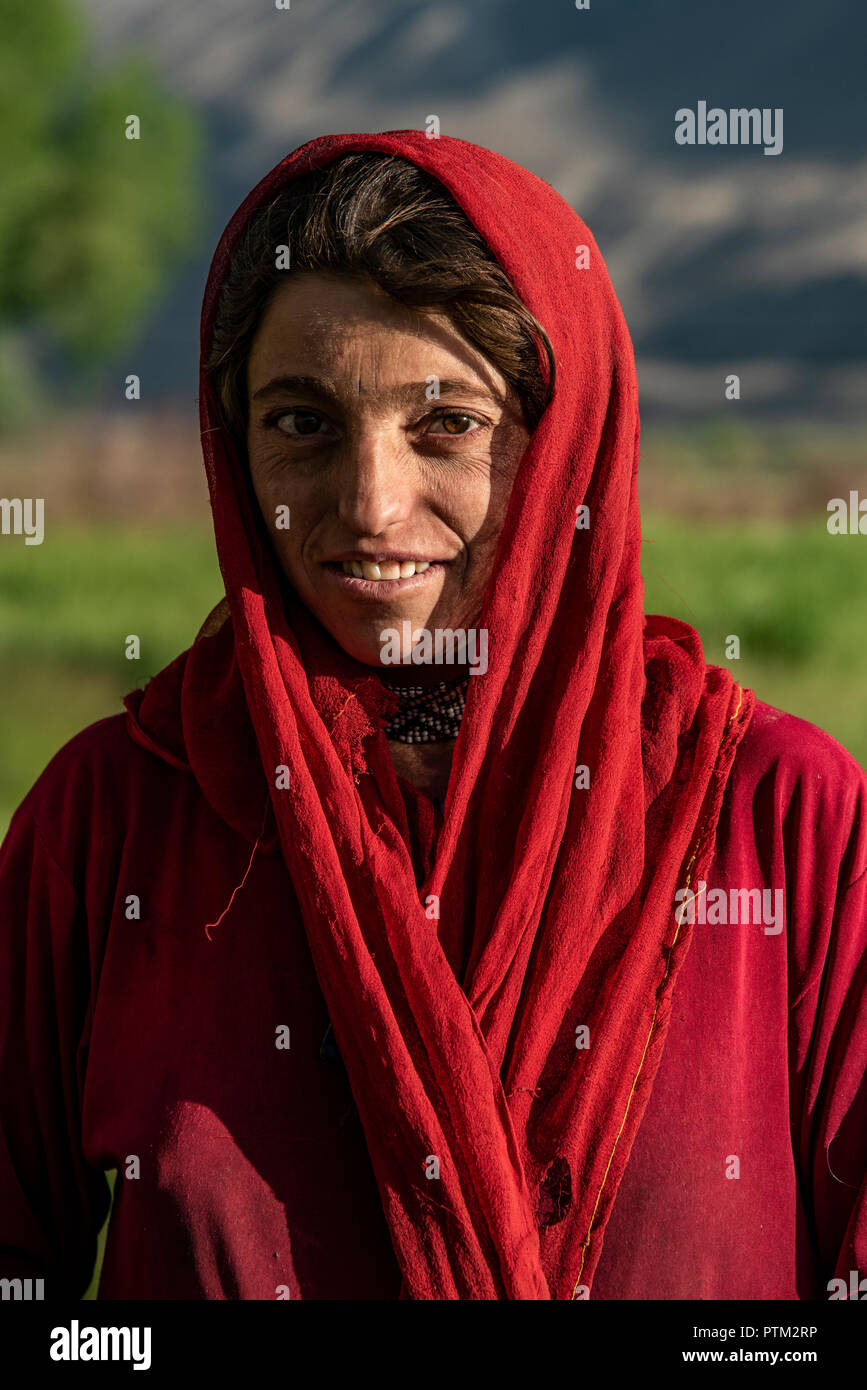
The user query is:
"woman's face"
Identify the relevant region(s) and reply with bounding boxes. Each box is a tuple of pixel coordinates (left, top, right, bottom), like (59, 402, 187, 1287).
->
(245, 272, 531, 678)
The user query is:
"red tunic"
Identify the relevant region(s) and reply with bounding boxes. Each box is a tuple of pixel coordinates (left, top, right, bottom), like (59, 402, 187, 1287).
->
(0, 696, 864, 1299)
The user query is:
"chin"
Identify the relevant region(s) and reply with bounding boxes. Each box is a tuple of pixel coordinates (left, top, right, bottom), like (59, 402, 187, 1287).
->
(310, 614, 392, 669)
(323, 611, 445, 672)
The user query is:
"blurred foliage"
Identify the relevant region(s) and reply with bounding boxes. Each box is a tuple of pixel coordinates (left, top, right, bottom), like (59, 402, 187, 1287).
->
(0, 0, 201, 426)
(640, 512, 867, 758)
(0, 523, 222, 836)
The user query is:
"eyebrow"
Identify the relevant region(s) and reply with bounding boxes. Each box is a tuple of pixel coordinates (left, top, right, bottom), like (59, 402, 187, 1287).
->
(250, 374, 506, 407)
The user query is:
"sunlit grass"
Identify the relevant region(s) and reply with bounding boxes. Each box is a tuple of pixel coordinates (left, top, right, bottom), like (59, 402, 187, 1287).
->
(0, 523, 221, 833)
(640, 512, 867, 763)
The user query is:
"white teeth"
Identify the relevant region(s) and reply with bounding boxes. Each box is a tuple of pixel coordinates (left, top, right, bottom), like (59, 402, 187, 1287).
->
(340, 559, 435, 579)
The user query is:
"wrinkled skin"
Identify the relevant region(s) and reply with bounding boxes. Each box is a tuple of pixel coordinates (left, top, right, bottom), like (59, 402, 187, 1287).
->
(245, 271, 531, 795)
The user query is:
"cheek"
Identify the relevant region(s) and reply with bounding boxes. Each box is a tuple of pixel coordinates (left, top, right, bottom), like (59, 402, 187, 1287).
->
(432, 444, 494, 511)
(244, 464, 299, 578)
(247, 443, 311, 533)
(445, 447, 517, 548)
(248, 430, 289, 477)
(471, 423, 527, 516)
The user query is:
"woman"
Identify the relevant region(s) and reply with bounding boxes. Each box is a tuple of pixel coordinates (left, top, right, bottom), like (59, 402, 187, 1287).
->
(0, 130, 864, 1301)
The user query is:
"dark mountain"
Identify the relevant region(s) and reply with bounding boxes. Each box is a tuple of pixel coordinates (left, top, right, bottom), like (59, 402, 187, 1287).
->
(83, 0, 867, 417)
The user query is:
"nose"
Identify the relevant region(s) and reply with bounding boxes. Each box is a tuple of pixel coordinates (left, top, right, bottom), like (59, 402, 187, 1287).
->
(334, 424, 415, 537)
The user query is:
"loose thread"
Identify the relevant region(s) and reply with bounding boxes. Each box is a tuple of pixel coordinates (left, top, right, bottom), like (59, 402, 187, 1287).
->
(204, 799, 269, 941)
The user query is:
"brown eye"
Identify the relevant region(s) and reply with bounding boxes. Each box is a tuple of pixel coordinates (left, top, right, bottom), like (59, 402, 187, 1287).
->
(428, 411, 482, 436)
(275, 410, 324, 436)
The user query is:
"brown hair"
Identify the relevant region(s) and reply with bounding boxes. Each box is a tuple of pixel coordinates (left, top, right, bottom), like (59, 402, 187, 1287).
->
(205, 152, 555, 436)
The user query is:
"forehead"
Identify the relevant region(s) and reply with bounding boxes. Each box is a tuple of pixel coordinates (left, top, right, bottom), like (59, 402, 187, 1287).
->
(246, 271, 507, 394)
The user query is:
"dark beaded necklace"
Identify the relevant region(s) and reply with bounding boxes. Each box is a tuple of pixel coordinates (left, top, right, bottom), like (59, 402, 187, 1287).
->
(381, 674, 470, 744)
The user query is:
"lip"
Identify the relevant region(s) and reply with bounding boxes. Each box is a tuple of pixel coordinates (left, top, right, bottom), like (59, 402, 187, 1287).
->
(320, 560, 446, 599)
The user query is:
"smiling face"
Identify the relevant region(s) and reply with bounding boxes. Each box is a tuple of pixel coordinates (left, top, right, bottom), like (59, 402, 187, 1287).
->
(245, 272, 531, 681)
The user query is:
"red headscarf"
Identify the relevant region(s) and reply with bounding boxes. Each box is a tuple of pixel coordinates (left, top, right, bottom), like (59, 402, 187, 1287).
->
(130, 130, 754, 1298)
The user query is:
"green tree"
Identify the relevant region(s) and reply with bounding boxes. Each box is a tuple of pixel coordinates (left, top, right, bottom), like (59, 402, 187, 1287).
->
(0, 0, 201, 426)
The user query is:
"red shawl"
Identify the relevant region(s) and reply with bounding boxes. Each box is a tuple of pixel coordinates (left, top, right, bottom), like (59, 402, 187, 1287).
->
(137, 131, 755, 1298)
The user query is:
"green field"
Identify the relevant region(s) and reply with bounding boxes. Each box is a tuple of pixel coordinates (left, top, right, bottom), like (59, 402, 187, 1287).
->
(0, 524, 223, 834)
(640, 513, 867, 762)
(1, 513, 865, 839)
